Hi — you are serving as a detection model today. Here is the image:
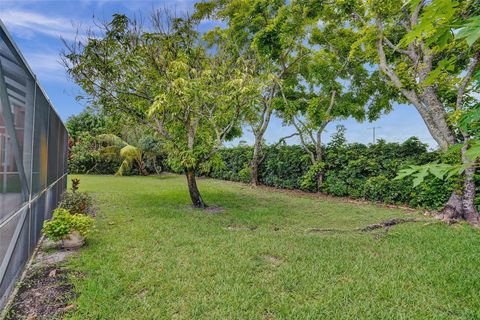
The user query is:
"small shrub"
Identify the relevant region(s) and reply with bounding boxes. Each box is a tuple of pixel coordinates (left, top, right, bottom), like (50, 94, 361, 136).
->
(58, 178, 95, 216)
(238, 166, 252, 183)
(59, 192, 95, 216)
(43, 208, 94, 241)
(71, 178, 80, 192)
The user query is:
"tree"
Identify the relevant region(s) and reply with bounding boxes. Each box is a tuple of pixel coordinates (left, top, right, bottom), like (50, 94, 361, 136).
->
(279, 21, 391, 189)
(63, 13, 256, 208)
(395, 5, 480, 222)
(196, 1, 307, 186)
(66, 108, 110, 142)
(305, 0, 480, 223)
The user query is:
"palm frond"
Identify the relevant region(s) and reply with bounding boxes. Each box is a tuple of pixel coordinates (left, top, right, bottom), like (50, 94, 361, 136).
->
(97, 134, 128, 148)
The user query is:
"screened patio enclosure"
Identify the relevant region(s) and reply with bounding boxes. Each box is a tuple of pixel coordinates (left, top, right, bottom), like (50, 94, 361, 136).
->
(0, 20, 68, 311)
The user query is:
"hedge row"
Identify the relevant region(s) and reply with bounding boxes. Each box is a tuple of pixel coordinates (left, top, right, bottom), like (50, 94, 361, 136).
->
(207, 137, 457, 210)
(69, 134, 466, 210)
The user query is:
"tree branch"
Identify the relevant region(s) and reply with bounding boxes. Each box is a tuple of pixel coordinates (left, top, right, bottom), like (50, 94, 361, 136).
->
(456, 52, 480, 111)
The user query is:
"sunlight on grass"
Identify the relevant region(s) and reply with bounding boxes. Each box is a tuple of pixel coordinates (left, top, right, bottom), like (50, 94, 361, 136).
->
(66, 175, 480, 319)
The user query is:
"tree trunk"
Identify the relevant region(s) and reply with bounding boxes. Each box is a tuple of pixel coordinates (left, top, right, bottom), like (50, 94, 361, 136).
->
(185, 169, 206, 209)
(316, 130, 323, 191)
(250, 138, 262, 186)
(438, 192, 464, 221)
(152, 157, 161, 175)
(462, 166, 479, 224)
(317, 173, 323, 190)
(438, 145, 479, 224)
(137, 159, 149, 176)
(461, 143, 479, 224)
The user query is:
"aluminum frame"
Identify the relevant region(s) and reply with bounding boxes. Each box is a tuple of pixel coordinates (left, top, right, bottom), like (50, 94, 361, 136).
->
(0, 19, 68, 311)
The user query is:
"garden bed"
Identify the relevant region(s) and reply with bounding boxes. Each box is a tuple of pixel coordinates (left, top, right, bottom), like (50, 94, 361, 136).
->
(4, 243, 78, 320)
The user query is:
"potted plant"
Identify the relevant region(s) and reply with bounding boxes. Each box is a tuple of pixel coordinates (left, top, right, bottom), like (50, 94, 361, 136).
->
(43, 208, 94, 249)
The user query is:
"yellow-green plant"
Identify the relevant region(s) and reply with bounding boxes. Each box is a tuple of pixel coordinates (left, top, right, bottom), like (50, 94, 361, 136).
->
(97, 134, 147, 176)
(42, 208, 94, 241)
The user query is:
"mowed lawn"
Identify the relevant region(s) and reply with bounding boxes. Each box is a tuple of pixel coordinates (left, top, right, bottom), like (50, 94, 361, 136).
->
(65, 174, 480, 319)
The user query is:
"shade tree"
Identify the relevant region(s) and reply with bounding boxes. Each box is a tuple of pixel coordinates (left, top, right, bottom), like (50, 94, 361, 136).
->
(63, 12, 257, 208)
(297, 0, 480, 223)
(278, 20, 392, 190)
(195, 0, 308, 186)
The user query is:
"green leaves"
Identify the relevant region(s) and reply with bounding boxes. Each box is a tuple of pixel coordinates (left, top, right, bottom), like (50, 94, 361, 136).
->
(456, 16, 480, 46)
(465, 139, 480, 161)
(399, 0, 460, 48)
(395, 162, 464, 187)
(97, 134, 143, 176)
(43, 208, 95, 241)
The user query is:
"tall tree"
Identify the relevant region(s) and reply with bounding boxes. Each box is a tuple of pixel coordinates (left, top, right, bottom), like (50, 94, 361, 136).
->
(196, 1, 307, 186)
(63, 13, 256, 208)
(280, 22, 391, 189)
(303, 0, 480, 223)
(66, 108, 111, 142)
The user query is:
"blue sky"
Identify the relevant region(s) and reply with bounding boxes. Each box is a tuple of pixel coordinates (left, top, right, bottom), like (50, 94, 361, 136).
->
(0, 0, 437, 148)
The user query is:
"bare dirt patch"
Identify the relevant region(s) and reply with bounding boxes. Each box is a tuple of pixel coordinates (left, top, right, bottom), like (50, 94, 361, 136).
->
(204, 206, 225, 214)
(262, 254, 283, 266)
(4, 246, 78, 320)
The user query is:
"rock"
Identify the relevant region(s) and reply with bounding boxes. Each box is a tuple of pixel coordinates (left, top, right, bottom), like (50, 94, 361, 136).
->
(41, 239, 62, 250)
(33, 251, 75, 268)
(48, 269, 57, 278)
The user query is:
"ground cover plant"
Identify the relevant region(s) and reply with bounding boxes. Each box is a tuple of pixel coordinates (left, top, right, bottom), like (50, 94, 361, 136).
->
(62, 174, 480, 319)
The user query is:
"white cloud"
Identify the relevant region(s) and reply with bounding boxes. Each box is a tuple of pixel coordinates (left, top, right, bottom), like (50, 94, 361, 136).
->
(23, 52, 67, 82)
(0, 10, 80, 41)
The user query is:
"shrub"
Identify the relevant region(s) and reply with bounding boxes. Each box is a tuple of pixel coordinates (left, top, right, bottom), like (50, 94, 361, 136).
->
(58, 178, 96, 216)
(59, 192, 95, 216)
(43, 208, 94, 241)
(70, 131, 468, 210)
(69, 132, 120, 174)
(407, 178, 454, 210)
(202, 137, 458, 209)
(363, 175, 411, 204)
(300, 162, 325, 191)
(238, 166, 252, 183)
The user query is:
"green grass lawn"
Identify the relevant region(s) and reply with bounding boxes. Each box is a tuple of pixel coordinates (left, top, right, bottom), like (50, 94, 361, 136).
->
(65, 174, 480, 319)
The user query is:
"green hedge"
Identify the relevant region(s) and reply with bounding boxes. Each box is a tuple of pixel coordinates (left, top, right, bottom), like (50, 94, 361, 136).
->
(70, 134, 466, 210)
(208, 137, 455, 210)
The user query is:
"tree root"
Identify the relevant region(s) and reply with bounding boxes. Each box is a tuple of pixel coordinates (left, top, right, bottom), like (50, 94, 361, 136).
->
(355, 218, 425, 232)
(307, 217, 428, 234)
